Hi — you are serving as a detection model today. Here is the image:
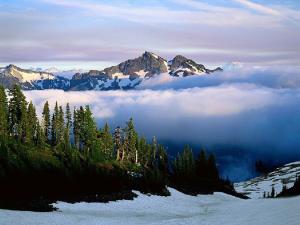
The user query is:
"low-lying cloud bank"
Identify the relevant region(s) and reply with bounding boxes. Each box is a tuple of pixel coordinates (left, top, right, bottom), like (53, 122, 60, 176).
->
(24, 66, 300, 180)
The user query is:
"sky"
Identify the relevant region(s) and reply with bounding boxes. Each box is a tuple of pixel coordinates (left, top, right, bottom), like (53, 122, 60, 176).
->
(1, 0, 300, 70)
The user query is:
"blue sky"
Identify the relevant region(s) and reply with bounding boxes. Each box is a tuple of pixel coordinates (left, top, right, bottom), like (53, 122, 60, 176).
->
(0, 0, 300, 69)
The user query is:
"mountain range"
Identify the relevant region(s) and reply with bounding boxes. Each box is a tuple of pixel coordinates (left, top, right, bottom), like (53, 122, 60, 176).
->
(0, 52, 222, 91)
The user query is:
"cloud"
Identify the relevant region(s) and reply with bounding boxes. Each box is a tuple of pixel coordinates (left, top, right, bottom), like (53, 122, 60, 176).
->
(233, 0, 280, 16)
(23, 66, 300, 180)
(1, 1, 299, 65)
(140, 65, 300, 90)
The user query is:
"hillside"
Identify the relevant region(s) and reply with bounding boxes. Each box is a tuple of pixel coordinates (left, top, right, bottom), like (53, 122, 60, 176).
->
(234, 161, 300, 199)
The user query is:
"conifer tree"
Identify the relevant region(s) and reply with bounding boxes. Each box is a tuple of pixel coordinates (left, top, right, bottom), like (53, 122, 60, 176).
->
(26, 101, 38, 144)
(100, 122, 114, 160)
(0, 86, 8, 136)
(138, 137, 147, 165)
(51, 102, 59, 145)
(82, 105, 98, 157)
(196, 149, 207, 178)
(114, 126, 123, 161)
(57, 105, 65, 145)
(207, 153, 219, 180)
(35, 121, 45, 147)
(42, 101, 50, 142)
(73, 107, 79, 149)
(63, 103, 72, 150)
(151, 136, 158, 167)
(8, 85, 28, 142)
(124, 118, 138, 163)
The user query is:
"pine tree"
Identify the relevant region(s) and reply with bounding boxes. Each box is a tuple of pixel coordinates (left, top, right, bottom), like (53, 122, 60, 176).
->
(26, 101, 38, 144)
(157, 145, 168, 175)
(63, 103, 72, 150)
(35, 121, 45, 147)
(51, 102, 60, 145)
(82, 105, 98, 157)
(207, 153, 219, 180)
(196, 149, 207, 178)
(42, 101, 50, 142)
(8, 85, 28, 142)
(138, 137, 147, 165)
(151, 136, 158, 167)
(114, 126, 123, 161)
(57, 105, 65, 145)
(73, 107, 79, 149)
(124, 118, 138, 163)
(100, 122, 114, 160)
(0, 85, 8, 136)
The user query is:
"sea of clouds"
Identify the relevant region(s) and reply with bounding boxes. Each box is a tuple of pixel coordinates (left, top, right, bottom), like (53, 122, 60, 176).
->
(24, 65, 300, 180)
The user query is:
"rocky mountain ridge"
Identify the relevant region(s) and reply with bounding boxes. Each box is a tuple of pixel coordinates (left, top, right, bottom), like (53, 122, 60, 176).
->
(0, 52, 222, 91)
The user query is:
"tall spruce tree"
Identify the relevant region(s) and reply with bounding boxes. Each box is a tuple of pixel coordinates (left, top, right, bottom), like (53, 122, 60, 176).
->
(124, 118, 138, 163)
(0, 86, 8, 136)
(63, 103, 72, 150)
(100, 122, 114, 160)
(42, 101, 50, 143)
(57, 105, 65, 145)
(26, 101, 38, 144)
(51, 102, 60, 145)
(8, 85, 28, 142)
(114, 126, 123, 161)
(196, 149, 207, 178)
(207, 153, 219, 180)
(82, 106, 98, 157)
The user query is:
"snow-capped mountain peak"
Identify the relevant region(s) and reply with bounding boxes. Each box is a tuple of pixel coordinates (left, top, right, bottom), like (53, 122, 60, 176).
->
(0, 52, 222, 91)
(3, 64, 55, 82)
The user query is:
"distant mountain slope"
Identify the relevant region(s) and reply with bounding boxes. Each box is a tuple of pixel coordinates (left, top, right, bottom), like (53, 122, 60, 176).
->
(234, 161, 300, 199)
(0, 52, 222, 91)
(0, 64, 69, 90)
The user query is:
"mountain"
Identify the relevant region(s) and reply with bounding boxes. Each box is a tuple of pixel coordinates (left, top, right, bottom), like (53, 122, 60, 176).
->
(234, 161, 300, 199)
(69, 52, 222, 90)
(169, 55, 222, 77)
(0, 52, 222, 91)
(0, 64, 69, 90)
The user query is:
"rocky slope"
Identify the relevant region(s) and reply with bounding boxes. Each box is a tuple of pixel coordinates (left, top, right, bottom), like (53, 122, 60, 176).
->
(234, 161, 300, 199)
(0, 52, 222, 91)
(0, 64, 69, 90)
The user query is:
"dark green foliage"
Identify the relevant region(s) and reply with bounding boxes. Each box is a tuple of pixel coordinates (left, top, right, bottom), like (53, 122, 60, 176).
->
(99, 123, 114, 160)
(8, 85, 28, 142)
(171, 147, 226, 195)
(42, 101, 50, 143)
(0, 85, 241, 211)
(277, 176, 300, 197)
(0, 86, 8, 136)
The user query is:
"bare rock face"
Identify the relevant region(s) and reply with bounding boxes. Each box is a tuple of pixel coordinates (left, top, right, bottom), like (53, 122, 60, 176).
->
(168, 55, 222, 77)
(104, 51, 168, 78)
(0, 64, 69, 90)
(0, 52, 222, 91)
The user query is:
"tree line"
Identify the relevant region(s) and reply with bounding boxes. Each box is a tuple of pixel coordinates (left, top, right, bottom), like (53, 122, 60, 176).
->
(0, 85, 242, 211)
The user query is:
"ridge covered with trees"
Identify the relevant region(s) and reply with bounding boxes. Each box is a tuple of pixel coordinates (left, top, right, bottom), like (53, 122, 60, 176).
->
(0, 85, 243, 211)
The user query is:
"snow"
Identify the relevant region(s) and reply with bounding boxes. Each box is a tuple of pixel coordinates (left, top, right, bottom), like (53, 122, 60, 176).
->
(235, 161, 300, 199)
(112, 72, 130, 79)
(0, 188, 299, 225)
(134, 70, 147, 78)
(10, 66, 55, 82)
(150, 52, 159, 60)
